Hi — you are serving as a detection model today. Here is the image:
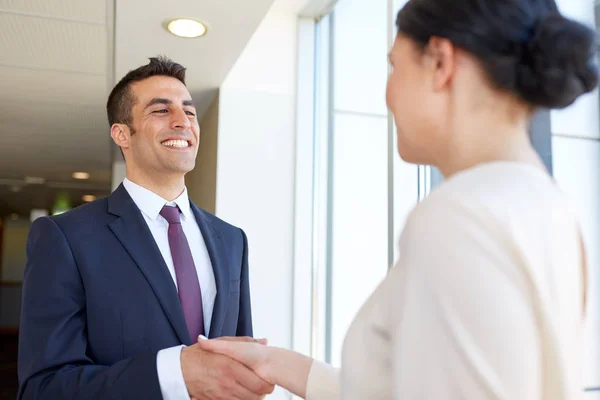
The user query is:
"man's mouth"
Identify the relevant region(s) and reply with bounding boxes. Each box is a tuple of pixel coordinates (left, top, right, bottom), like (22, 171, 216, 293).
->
(161, 139, 191, 148)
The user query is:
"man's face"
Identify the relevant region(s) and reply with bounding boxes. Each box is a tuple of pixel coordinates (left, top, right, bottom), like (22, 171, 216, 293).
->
(113, 75, 200, 176)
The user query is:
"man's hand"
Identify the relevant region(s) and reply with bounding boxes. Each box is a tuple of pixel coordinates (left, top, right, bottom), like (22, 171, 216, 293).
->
(181, 341, 275, 400)
(196, 337, 274, 385)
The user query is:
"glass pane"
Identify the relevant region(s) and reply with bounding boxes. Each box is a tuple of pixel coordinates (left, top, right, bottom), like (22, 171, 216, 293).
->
(552, 136, 600, 389)
(393, 0, 410, 17)
(392, 130, 418, 262)
(550, 0, 599, 139)
(330, 113, 389, 366)
(333, 0, 388, 115)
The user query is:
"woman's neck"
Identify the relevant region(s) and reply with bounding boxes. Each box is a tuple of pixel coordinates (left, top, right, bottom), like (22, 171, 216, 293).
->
(435, 108, 546, 178)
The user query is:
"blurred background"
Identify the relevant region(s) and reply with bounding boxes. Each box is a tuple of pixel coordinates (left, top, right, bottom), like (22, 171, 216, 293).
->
(0, 0, 598, 398)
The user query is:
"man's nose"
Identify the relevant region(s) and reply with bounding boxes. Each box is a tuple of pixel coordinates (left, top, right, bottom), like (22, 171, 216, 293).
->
(170, 108, 191, 130)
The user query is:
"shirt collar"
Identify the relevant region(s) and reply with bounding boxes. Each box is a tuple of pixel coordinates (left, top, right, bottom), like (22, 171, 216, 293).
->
(122, 178, 192, 221)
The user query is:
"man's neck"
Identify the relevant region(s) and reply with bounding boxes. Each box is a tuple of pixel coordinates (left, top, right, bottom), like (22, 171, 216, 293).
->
(125, 171, 186, 202)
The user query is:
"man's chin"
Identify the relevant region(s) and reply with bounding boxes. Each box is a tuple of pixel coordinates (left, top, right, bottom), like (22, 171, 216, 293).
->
(165, 162, 196, 175)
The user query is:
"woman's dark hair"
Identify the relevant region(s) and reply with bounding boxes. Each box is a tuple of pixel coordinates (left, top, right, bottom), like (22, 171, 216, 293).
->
(396, 0, 599, 109)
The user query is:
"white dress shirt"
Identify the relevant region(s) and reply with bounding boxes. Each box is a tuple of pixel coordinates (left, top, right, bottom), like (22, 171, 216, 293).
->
(123, 178, 217, 400)
(306, 162, 585, 399)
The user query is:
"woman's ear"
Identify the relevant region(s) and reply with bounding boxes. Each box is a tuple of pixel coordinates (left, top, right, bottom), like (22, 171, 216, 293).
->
(427, 37, 456, 91)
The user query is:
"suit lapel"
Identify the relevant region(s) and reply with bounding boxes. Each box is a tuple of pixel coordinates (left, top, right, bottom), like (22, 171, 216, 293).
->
(107, 185, 191, 344)
(190, 204, 230, 339)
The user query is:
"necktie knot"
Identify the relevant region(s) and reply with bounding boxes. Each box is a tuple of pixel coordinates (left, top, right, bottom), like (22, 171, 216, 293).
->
(160, 205, 181, 224)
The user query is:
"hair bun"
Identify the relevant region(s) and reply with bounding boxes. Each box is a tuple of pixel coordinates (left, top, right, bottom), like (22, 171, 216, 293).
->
(515, 13, 599, 109)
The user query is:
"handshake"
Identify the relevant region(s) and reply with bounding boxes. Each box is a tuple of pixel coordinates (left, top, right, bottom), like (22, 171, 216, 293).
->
(181, 335, 276, 400)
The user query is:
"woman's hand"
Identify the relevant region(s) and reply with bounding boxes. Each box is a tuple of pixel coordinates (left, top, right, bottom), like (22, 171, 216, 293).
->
(197, 336, 275, 384)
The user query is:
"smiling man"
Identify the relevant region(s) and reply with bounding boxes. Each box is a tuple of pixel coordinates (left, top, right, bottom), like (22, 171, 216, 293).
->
(17, 57, 273, 400)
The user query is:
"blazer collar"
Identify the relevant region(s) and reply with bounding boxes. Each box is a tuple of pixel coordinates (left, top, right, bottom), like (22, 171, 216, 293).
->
(108, 184, 231, 341)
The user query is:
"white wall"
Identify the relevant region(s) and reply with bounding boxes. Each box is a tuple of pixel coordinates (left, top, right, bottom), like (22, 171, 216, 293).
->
(186, 92, 220, 214)
(111, 159, 126, 192)
(215, 4, 302, 398)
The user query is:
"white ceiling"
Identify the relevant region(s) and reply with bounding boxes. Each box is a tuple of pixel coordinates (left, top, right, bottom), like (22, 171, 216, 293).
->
(0, 0, 277, 216)
(114, 0, 277, 118)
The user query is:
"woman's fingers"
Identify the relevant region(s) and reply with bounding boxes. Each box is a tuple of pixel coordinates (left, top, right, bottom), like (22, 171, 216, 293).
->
(198, 336, 249, 362)
(208, 336, 268, 345)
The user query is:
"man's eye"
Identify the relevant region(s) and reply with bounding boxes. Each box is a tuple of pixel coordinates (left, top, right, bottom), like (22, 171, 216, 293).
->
(185, 111, 196, 116)
(153, 109, 168, 114)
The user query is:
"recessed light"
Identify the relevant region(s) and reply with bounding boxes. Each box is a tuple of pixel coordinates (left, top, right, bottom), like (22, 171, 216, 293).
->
(82, 194, 97, 202)
(25, 176, 45, 184)
(166, 18, 207, 38)
(72, 172, 90, 180)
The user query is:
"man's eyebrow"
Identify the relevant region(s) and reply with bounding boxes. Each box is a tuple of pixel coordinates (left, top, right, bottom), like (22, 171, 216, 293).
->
(144, 98, 172, 110)
(144, 98, 196, 110)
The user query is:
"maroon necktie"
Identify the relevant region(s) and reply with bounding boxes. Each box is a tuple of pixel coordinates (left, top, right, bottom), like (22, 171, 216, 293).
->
(160, 205, 205, 339)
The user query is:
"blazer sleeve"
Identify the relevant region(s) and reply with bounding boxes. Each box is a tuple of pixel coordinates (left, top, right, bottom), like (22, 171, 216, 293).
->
(18, 216, 163, 400)
(235, 229, 253, 337)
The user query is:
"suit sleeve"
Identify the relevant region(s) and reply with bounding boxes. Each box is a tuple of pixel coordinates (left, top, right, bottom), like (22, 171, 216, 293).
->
(17, 216, 163, 400)
(235, 229, 253, 337)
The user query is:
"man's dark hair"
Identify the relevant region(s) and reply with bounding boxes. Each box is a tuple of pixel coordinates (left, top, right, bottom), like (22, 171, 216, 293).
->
(106, 56, 187, 130)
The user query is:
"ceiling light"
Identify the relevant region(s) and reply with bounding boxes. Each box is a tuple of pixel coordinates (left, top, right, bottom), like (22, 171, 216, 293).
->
(25, 176, 45, 184)
(166, 18, 207, 38)
(72, 172, 90, 180)
(82, 195, 97, 203)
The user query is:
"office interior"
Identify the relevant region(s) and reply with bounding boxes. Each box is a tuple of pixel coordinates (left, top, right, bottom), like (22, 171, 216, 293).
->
(0, 0, 599, 398)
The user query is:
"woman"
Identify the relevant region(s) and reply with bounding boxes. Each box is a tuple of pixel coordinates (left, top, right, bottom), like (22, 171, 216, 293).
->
(199, 0, 598, 398)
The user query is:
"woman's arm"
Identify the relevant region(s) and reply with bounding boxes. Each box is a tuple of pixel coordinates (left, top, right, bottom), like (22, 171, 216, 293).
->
(197, 338, 340, 399)
(265, 347, 313, 397)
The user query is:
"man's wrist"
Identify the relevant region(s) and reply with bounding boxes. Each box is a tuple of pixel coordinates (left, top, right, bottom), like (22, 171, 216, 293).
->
(180, 346, 192, 390)
(157, 345, 190, 400)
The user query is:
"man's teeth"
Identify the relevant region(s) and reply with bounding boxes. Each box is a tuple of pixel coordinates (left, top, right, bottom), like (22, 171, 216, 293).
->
(162, 140, 189, 148)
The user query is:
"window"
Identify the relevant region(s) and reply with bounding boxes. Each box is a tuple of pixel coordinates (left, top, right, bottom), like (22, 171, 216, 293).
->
(296, 0, 426, 366)
(549, 0, 600, 393)
(294, 0, 600, 394)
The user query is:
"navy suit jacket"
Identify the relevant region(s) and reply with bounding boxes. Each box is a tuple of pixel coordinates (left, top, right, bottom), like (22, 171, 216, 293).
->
(17, 184, 253, 399)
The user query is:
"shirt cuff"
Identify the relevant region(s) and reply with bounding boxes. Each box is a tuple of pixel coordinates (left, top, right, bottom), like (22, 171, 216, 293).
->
(306, 359, 341, 400)
(157, 345, 190, 400)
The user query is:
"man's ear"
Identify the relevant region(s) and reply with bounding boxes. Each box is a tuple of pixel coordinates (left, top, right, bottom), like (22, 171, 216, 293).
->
(110, 124, 131, 150)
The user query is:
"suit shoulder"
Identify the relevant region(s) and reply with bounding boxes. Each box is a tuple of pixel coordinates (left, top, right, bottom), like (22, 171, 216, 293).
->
(49, 196, 111, 228)
(192, 205, 243, 235)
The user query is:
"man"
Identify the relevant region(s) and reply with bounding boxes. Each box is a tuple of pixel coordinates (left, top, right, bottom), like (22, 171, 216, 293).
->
(18, 56, 273, 400)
